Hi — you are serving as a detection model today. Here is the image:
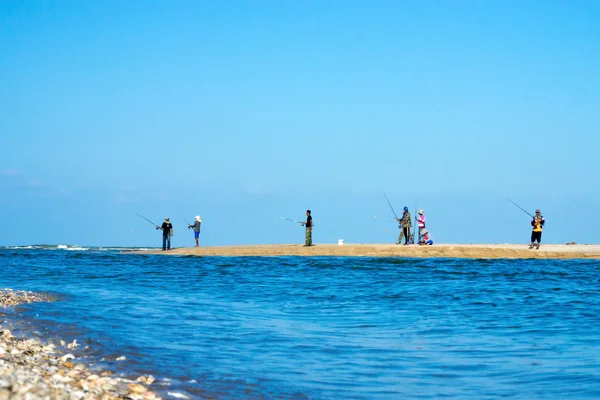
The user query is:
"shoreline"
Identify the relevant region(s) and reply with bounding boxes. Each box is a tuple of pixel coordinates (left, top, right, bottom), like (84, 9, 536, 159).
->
(129, 243, 600, 259)
(0, 289, 162, 399)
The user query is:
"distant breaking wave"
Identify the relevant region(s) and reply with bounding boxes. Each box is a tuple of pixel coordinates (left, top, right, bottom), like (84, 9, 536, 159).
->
(0, 244, 156, 252)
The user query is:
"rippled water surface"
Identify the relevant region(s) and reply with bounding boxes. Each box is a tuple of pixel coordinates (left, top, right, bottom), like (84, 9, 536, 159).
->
(1, 248, 600, 399)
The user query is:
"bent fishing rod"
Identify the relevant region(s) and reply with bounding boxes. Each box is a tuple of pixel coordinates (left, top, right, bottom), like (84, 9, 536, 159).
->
(507, 198, 534, 218)
(133, 212, 160, 228)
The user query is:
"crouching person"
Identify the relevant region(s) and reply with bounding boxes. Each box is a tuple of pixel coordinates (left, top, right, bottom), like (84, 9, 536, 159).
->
(419, 229, 433, 245)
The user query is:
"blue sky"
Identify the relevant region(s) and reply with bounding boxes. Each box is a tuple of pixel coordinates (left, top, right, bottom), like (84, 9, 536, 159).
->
(1, 1, 599, 247)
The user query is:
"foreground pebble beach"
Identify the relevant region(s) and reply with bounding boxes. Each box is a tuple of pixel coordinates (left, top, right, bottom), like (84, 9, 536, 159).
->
(0, 289, 161, 400)
(135, 243, 600, 259)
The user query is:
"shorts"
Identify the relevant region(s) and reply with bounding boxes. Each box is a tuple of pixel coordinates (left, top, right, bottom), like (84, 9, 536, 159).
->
(531, 231, 542, 243)
(194, 231, 200, 239)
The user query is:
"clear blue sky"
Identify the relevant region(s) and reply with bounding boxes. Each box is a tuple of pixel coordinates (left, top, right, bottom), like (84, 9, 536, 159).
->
(1, 1, 599, 247)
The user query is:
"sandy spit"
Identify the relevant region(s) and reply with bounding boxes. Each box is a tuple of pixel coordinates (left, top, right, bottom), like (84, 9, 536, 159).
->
(130, 244, 600, 260)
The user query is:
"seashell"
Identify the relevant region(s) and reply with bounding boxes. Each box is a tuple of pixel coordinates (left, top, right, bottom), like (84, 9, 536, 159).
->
(101, 381, 117, 391)
(128, 383, 147, 394)
(68, 369, 82, 378)
(115, 382, 131, 395)
(73, 363, 86, 371)
(60, 354, 75, 362)
(116, 355, 127, 361)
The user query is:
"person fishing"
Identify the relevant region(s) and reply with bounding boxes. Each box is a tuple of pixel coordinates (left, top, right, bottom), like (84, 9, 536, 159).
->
(397, 206, 412, 245)
(419, 229, 433, 245)
(300, 210, 313, 247)
(415, 209, 426, 241)
(188, 216, 201, 247)
(530, 209, 545, 249)
(156, 217, 174, 251)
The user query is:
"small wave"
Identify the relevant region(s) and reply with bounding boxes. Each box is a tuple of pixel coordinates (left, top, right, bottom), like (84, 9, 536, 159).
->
(1, 245, 159, 252)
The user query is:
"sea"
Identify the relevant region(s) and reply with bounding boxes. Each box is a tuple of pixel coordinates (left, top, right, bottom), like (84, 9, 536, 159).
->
(1, 245, 599, 399)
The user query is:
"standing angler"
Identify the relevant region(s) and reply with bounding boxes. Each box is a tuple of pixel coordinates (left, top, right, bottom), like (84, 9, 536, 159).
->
(300, 210, 313, 247)
(530, 209, 545, 249)
(397, 207, 412, 245)
(157, 217, 174, 251)
(188, 216, 201, 247)
(415, 209, 426, 241)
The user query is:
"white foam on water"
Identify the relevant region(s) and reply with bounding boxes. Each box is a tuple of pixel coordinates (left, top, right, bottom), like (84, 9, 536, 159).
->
(1, 245, 159, 252)
(167, 393, 189, 399)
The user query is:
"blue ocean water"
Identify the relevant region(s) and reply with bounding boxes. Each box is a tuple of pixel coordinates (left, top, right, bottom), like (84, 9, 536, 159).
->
(1, 247, 599, 399)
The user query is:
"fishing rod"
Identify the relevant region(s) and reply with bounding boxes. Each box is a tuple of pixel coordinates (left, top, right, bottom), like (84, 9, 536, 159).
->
(382, 190, 402, 231)
(133, 212, 160, 228)
(381, 190, 399, 220)
(180, 214, 192, 229)
(276, 216, 303, 224)
(507, 198, 534, 218)
(413, 201, 417, 244)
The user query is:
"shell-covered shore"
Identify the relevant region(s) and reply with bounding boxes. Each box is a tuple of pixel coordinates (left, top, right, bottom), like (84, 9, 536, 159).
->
(0, 289, 162, 400)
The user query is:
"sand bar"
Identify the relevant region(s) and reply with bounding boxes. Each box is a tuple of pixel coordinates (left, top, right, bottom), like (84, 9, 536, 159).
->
(132, 244, 600, 259)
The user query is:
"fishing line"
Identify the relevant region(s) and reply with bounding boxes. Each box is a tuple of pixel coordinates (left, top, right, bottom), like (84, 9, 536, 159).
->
(133, 212, 159, 228)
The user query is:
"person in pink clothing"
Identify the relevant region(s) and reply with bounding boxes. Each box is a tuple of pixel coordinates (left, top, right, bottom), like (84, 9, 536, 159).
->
(415, 209, 426, 241)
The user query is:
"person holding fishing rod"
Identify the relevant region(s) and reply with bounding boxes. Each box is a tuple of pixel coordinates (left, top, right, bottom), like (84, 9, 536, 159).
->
(397, 207, 412, 245)
(530, 209, 545, 249)
(188, 216, 202, 247)
(157, 217, 174, 251)
(134, 213, 173, 250)
(507, 199, 546, 249)
(415, 209, 426, 241)
(300, 210, 313, 247)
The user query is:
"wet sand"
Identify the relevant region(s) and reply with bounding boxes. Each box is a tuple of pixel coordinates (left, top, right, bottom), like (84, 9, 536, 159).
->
(133, 244, 600, 259)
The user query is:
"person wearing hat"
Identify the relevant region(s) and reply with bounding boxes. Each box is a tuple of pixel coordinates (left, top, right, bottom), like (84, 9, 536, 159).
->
(415, 209, 426, 241)
(530, 209, 545, 249)
(157, 217, 174, 251)
(188, 216, 202, 247)
(397, 206, 412, 245)
(419, 229, 433, 245)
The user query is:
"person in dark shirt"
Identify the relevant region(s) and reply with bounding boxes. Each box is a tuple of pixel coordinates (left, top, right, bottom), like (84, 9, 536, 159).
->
(300, 210, 313, 247)
(529, 209, 545, 249)
(156, 217, 174, 250)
